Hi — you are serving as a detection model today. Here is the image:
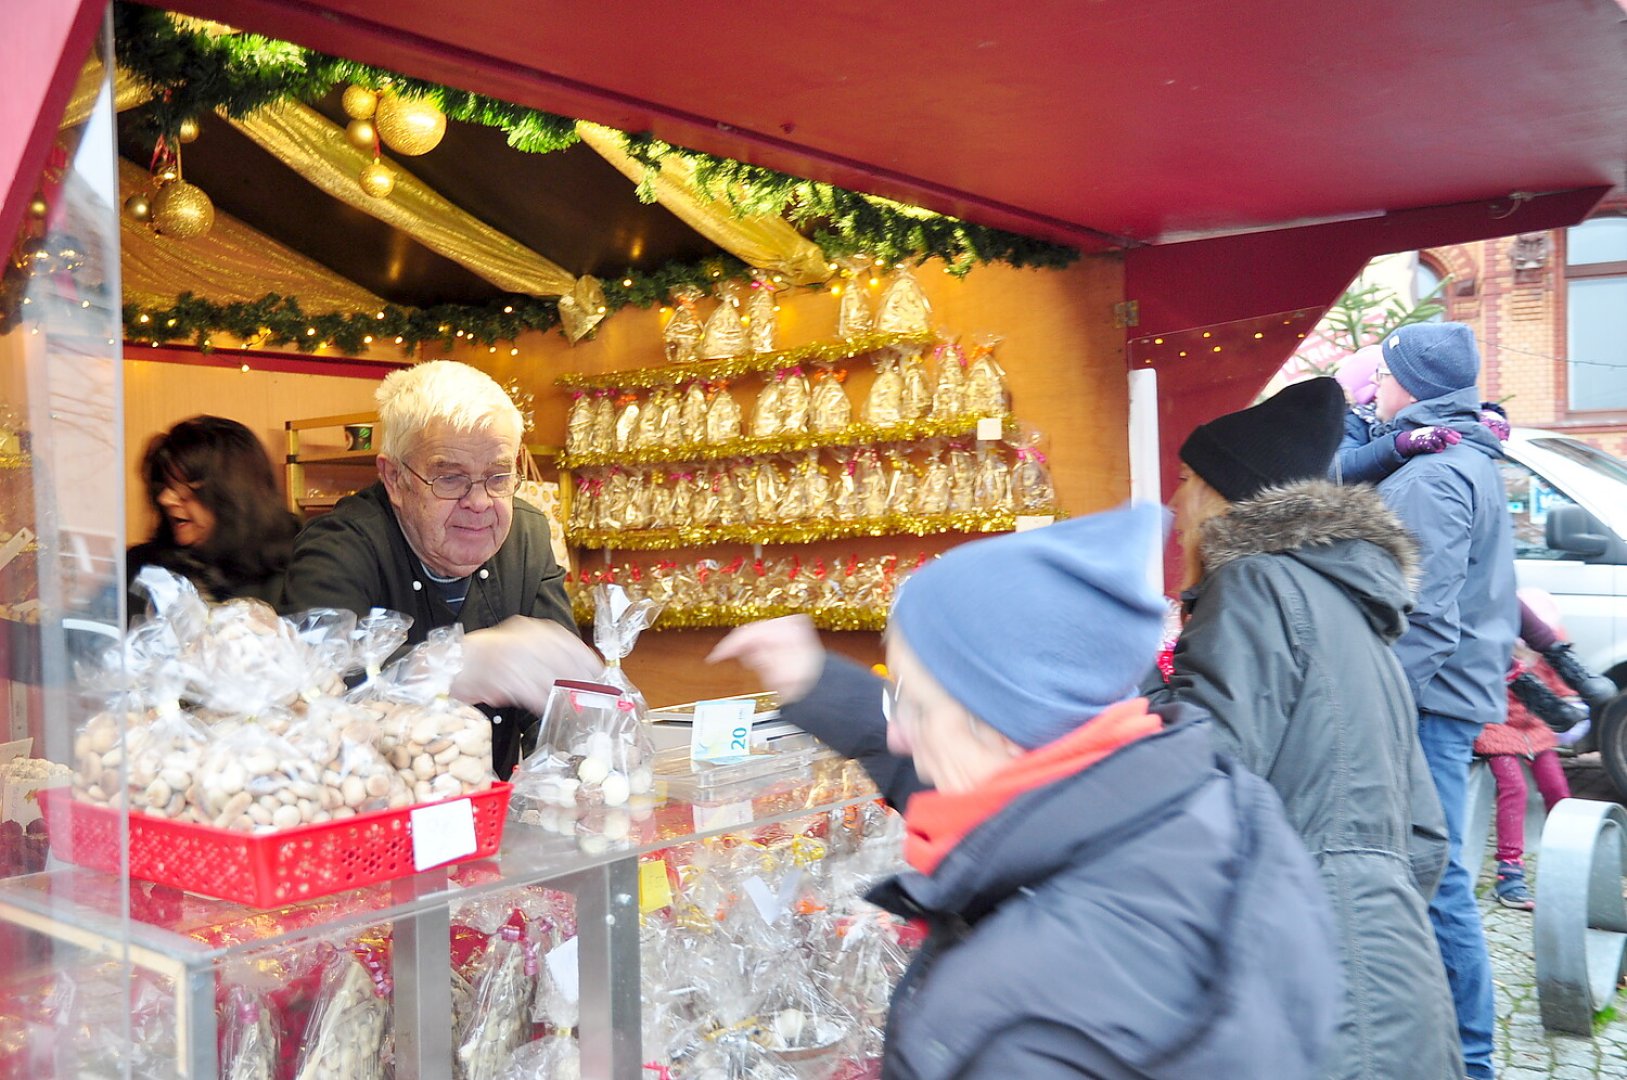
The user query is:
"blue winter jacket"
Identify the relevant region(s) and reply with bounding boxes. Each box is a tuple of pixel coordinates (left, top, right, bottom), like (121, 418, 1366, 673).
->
(784, 658, 1344, 1079)
(1375, 387, 1519, 725)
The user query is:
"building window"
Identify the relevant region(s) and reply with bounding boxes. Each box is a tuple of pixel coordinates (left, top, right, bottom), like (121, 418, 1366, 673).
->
(1566, 216, 1627, 411)
(1414, 257, 1446, 320)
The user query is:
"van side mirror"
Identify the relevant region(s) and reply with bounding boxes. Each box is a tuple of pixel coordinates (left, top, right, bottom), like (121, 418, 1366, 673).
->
(1546, 504, 1609, 559)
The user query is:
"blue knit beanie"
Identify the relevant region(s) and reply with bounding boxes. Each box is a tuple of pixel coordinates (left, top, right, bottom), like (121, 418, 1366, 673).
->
(889, 502, 1167, 749)
(1381, 322, 1480, 402)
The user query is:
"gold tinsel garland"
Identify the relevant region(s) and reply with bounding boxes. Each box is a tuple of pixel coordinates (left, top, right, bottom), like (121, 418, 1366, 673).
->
(571, 600, 887, 632)
(557, 414, 983, 469)
(565, 507, 1061, 551)
(554, 331, 936, 391)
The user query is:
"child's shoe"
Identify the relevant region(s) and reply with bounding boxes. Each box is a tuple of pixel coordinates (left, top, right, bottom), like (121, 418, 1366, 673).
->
(1494, 860, 1535, 911)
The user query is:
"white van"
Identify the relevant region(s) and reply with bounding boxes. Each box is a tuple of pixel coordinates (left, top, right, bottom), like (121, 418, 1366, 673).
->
(1499, 427, 1627, 792)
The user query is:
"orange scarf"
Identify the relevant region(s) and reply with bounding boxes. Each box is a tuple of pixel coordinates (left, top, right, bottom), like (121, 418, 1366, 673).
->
(903, 699, 1163, 875)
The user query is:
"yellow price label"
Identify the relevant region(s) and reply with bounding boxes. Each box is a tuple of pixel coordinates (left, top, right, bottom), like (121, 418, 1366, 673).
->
(639, 860, 673, 913)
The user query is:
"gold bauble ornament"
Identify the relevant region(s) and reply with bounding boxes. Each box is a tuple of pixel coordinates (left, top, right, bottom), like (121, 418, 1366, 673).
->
(123, 192, 153, 222)
(156, 165, 179, 186)
(374, 92, 446, 156)
(26, 195, 48, 219)
(358, 161, 396, 199)
(345, 118, 378, 152)
(150, 181, 215, 240)
(342, 84, 379, 120)
(177, 118, 201, 143)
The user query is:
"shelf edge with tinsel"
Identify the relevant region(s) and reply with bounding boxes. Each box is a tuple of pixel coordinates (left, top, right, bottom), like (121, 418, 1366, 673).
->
(554, 331, 936, 391)
(558, 414, 993, 469)
(566, 506, 1062, 551)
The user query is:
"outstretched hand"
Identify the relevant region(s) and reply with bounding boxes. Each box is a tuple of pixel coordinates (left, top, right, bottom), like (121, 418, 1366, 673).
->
(1395, 426, 1462, 457)
(451, 616, 602, 713)
(706, 615, 826, 705)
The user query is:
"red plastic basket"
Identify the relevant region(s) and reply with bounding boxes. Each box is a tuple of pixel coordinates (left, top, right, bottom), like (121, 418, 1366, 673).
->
(39, 783, 511, 908)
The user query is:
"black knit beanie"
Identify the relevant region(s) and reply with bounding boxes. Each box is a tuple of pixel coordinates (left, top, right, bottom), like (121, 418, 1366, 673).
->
(1179, 377, 1347, 503)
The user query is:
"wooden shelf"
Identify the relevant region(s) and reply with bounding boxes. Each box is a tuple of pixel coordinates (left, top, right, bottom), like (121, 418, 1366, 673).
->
(291, 449, 377, 466)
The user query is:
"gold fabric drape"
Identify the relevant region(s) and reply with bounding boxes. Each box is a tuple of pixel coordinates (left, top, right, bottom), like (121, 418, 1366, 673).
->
(118, 158, 388, 313)
(575, 122, 831, 286)
(61, 60, 153, 130)
(230, 101, 577, 298)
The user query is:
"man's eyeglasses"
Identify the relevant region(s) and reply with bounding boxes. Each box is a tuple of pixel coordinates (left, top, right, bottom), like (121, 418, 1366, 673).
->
(1373, 364, 1391, 383)
(400, 461, 517, 501)
(881, 677, 903, 725)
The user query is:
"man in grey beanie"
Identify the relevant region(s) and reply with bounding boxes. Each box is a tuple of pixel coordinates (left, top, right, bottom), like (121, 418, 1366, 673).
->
(1364, 321, 1519, 1080)
(709, 505, 1343, 1078)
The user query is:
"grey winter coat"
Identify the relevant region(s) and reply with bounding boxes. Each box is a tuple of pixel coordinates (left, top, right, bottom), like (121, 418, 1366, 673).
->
(1145, 480, 1459, 1080)
(786, 663, 1344, 1080)
(1376, 387, 1519, 726)
(281, 482, 575, 775)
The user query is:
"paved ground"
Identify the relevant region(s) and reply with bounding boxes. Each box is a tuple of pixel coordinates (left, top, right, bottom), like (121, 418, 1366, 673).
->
(1484, 753, 1627, 1079)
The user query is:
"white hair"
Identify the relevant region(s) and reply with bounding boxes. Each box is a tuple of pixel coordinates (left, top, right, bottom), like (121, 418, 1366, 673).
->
(376, 361, 522, 460)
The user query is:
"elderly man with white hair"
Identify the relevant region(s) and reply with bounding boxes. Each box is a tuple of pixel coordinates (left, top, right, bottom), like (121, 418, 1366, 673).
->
(284, 360, 599, 775)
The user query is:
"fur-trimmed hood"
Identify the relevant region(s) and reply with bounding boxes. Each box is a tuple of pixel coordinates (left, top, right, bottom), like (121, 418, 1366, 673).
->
(1199, 480, 1419, 641)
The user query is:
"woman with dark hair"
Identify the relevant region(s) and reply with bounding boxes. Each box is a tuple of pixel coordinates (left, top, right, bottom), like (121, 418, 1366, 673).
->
(126, 415, 298, 611)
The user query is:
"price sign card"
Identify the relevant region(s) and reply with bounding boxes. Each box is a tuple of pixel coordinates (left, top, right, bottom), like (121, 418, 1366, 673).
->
(409, 797, 477, 871)
(690, 698, 755, 764)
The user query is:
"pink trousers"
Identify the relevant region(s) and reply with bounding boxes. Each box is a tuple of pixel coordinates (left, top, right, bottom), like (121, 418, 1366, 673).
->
(1487, 751, 1571, 864)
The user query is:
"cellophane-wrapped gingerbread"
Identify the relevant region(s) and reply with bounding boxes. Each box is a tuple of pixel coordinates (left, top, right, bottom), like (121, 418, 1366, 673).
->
(699, 281, 749, 360)
(664, 285, 705, 363)
(876, 264, 931, 334)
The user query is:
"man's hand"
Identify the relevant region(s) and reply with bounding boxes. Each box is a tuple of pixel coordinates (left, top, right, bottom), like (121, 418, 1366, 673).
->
(707, 615, 826, 705)
(1395, 426, 1462, 457)
(451, 616, 602, 712)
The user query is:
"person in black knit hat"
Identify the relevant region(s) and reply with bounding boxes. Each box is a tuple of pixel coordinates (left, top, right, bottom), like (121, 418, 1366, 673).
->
(1149, 376, 1461, 1080)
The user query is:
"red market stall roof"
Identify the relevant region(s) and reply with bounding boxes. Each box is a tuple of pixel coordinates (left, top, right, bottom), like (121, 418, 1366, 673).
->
(10, 0, 1627, 326)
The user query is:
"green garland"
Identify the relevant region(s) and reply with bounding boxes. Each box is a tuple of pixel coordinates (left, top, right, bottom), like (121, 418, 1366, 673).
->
(113, 4, 1078, 278)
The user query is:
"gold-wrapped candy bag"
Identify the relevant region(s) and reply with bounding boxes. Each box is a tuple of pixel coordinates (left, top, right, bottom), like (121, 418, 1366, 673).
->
(754, 459, 786, 522)
(947, 444, 977, 512)
(588, 392, 617, 454)
(810, 367, 852, 433)
(900, 346, 931, 420)
(679, 382, 709, 445)
(688, 469, 719, 526)
(751, 378, 783, 438)
(831, 450, 859, 521)
(699, 281, 748, 360)
(1011, 430, 1057, 511)
(746, 270, 778, 353)
(705, 382, 742, 444)
(877, 265, 932, 334)
(914, 447, 950, 514)
(613, 393, 642, 452)
(931, 341, 967, 419)
(565, 392, 594, 454)
(602, 468, 632, 529)
(975, 449, 1013, 511)
(664, 284, 705, 363)
(730, 462, 760, 523)
(864, 356, 903, 427)
(835, 256, 876, 338)
(885, 451, 918, 513)
(623, 470, 652, 530)
(656, 387, 684, 448)
(646, 472, 674, 529)
(778, 367, 812, 434)
(966, 335, 1012, 417)
(856, 448, 890, 518)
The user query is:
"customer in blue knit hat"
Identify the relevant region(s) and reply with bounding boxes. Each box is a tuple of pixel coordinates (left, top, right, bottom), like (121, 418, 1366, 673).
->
(710, 504, 1342, 1079)
(1362, 321, 1518, 1080)
(1148, 377, 1460, 1080)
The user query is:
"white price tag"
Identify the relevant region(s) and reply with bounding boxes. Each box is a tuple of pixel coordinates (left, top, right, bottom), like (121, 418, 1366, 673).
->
(691, 799, 754, 832)
(976, 417, 1004, 442)
(544, 935, 581, 1005)
(1015, 514, 1056, 532)
(409, 797, 477, 871)
(691, 698, 755, 763)
(743, 875, 783, 924)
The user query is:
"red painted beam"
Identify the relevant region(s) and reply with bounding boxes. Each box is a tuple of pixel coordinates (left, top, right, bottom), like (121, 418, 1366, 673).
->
(126, 342, 405, 379)
(0, 0, 106, 256)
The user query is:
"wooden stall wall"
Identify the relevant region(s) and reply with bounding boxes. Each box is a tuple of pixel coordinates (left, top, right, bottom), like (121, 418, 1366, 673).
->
(122, 357, 382, 544)
(463, 254, 1130, 705)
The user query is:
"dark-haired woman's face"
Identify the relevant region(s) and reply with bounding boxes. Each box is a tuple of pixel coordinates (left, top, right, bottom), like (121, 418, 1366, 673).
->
(157, 479, 216, 547)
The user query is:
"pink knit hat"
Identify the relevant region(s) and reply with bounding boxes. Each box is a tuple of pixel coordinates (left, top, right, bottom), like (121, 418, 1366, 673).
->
(1335, 344, 1383, 406)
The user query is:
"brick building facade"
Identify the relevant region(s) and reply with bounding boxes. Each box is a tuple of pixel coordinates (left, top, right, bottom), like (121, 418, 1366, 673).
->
(1422, 194, 1627, 457)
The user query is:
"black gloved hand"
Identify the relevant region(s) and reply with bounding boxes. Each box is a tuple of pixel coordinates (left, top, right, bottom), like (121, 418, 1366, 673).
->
(1510, 671, 1588, 732)
(1540, 642, 1617, 710)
